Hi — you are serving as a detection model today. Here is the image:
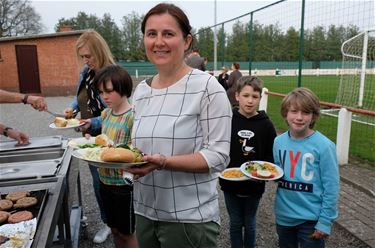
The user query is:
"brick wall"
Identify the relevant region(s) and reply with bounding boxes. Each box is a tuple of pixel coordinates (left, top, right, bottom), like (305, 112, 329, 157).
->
(0, 32, 84, 96)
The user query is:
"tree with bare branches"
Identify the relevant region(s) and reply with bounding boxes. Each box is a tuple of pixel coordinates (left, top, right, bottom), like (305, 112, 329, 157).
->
(0, 0, 43, 37)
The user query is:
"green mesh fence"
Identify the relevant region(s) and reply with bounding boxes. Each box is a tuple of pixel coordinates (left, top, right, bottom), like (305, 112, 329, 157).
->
(190, 0, 375, 162)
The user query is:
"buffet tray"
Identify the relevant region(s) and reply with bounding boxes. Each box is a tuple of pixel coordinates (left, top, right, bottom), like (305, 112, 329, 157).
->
(0, 136, 62, 152)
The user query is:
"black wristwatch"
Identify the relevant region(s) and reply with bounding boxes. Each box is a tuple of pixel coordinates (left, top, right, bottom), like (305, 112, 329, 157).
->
(3, 127, 13, 137)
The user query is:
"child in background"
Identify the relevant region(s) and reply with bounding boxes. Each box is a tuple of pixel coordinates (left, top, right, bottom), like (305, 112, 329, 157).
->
(87, 65, 137, 248)
(219, 76, 277, 248)
(273, 87, 340, 248)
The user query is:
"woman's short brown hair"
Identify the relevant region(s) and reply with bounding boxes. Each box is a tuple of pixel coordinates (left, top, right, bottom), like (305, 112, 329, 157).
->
(281, 87, 320, 128)
(141, 3, 193, 50)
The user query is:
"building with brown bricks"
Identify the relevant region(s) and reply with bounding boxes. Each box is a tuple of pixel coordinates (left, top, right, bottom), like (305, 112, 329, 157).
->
(0, 29, 86, 96)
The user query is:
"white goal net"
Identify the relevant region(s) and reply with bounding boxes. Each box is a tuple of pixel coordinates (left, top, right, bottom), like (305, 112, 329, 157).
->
(336, 29, 375, 111)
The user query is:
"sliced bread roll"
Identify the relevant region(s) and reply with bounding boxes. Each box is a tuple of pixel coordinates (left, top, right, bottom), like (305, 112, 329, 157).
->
(54, 117, 67, 127)
(95, 134, 111, 146)
(100, 147, 135, 162)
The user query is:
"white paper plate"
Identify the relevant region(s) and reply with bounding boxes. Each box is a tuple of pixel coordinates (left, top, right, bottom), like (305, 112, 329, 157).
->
(67, 137, 96, 149)
(240, 161, 284, 181)
(49, 121, 84, 129)
(219, 167, 250, 181)
(72, 148, 147, 169)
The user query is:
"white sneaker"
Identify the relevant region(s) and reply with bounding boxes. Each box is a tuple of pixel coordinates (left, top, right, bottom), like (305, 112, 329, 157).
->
(93, 225, 111, 243)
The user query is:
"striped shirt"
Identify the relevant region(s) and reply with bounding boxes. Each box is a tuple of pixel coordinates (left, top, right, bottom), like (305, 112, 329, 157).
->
(131, 69, 232, 224)
(98, 108, 133, 185)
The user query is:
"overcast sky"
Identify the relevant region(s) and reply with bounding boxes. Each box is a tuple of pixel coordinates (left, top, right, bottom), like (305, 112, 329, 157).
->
(31, 0, 374, 34)
(31, 0, 277, 33)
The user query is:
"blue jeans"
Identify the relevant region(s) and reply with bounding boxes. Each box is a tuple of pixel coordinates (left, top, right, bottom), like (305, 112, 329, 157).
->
(276, 221, 325, 248)
(89, 164, 107, 223)
(223, 192, 261, 248)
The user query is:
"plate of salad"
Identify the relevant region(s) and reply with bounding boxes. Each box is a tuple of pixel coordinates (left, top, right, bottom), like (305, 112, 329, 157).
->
(240, 161, 284, 181)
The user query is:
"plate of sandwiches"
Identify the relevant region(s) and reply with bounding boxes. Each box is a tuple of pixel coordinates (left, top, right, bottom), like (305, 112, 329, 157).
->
(49, 117, 86, 129)
(72, 134, 146, 169)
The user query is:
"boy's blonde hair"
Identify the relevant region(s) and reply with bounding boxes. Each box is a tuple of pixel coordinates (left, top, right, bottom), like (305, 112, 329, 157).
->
(281, 87, 320, 128)
(75, 29, 115, 68)
(236, 76, 263, 94)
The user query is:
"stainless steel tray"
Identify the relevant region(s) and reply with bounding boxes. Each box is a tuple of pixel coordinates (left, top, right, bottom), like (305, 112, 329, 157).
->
(0, 160, 61, 181)
(0, 135, 62, 152)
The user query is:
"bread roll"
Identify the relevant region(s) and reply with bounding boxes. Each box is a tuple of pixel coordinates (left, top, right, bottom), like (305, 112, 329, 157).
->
(95, 134, 111, 146)
(54, 117, 67, 127)
(100, 147, 135, 162)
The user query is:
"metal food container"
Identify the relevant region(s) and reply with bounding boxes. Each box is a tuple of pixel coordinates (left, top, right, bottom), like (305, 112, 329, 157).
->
(0, 135, 82, 248)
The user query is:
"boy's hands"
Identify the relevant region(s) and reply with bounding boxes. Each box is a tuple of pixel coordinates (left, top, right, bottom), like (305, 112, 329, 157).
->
(310, 230, 329, 239)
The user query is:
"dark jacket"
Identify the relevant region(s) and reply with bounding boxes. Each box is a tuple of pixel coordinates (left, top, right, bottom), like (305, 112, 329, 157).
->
(218, 73, 229, 90)
(219, 109, 277, 197)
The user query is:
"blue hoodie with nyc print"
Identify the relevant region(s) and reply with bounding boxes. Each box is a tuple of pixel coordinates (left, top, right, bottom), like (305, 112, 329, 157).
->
(273, 130, 340, 235)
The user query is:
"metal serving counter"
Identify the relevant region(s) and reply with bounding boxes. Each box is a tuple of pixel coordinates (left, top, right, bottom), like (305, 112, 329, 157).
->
(0, 135, 82, 248)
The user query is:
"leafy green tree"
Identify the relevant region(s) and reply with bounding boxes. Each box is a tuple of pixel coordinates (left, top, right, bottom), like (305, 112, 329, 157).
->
(55, 11, 101, 31)
(0, 0, 43, 37)
(226, 20, 248, 61)
(282, 27, 299, 61)
(216, 26, 227, 62)
(326, 25, 346, 60)
(196, 27, 214, 61)
(307, 26, 327, 63)
(121, 11, 144, 61)
(54, 12, 123, 59)
(98, 13, 123, 60)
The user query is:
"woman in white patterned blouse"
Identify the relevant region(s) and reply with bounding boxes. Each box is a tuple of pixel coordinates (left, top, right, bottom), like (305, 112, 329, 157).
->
(126, 3, 232, 248)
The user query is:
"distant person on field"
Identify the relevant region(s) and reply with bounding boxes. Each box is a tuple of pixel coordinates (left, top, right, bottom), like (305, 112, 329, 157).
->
(273, 87, 340, 248)
(217, 66, 229, 90)
(227, 63, 243, 106)
(185, 47, 206, 71)
(219, 76, 277, 248)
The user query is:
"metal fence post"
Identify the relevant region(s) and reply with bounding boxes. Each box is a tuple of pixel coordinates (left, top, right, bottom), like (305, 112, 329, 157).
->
(259, 88, 269, 112)
(336, 108, 352, 165)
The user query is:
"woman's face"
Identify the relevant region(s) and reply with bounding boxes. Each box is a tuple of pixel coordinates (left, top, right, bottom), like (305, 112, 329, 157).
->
(143, 13, 191, 68)
(78, 45, 97, 70)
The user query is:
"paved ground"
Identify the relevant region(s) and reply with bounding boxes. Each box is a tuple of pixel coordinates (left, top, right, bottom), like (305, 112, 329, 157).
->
(0, 96, 373, 248)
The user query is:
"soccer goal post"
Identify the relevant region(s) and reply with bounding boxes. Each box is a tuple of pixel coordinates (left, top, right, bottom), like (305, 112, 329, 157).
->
(336, 29, 375, 110)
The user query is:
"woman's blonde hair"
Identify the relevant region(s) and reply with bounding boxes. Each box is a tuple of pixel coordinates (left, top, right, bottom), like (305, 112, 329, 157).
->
(75, 29, 115, 69)
(281, 87, 320, 128)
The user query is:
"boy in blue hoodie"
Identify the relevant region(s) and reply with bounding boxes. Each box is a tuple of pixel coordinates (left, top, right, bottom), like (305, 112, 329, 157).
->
(273, 87, 340, 248)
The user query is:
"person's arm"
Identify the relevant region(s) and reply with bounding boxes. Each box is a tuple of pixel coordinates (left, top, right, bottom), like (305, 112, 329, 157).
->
(0, 90, 47, 111)
(315, 140, 340, 236)
(0, 123, 29, 145)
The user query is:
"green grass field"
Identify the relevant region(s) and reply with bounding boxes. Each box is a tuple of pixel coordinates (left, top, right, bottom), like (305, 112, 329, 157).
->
(259, 75, 375, 163)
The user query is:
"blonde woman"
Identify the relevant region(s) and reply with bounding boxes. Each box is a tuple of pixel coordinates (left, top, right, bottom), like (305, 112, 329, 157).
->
(64, 29, 115, 244)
